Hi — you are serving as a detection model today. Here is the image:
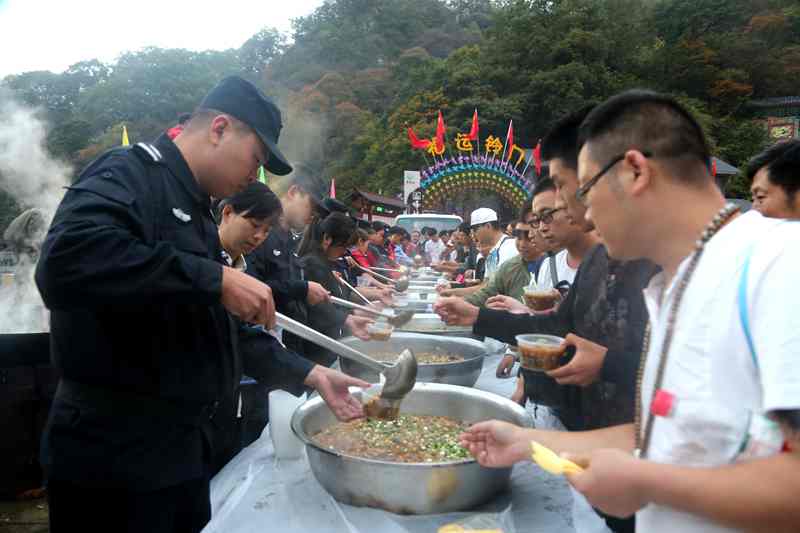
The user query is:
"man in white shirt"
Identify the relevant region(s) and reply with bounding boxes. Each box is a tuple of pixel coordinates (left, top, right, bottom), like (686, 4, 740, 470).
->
(457, 90, 800, 533)
(470, 207, 518, 279)
(423, 228, 446, 264)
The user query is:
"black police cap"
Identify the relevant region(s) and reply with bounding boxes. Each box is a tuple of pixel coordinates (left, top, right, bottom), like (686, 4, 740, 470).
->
(199, 76, 293, 176)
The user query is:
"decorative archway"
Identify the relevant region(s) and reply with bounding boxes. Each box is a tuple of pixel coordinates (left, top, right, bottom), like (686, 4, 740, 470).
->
(407, 110, 542, 212)
(419, 154, 533, 211)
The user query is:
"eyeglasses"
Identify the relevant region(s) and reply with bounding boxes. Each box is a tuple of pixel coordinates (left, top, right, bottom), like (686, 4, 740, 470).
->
(530, 207, 565, 226)
(575, 151, 652, 206)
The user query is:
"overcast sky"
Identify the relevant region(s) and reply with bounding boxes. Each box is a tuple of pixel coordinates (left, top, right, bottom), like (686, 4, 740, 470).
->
(0, 0, 324, 78)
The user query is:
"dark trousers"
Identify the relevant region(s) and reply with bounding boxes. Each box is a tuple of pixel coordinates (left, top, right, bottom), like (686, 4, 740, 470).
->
(47, 477, 211, 533)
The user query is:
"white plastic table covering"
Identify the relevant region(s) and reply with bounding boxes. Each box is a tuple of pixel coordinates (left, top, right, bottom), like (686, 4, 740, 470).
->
(204, 348, 611, 533)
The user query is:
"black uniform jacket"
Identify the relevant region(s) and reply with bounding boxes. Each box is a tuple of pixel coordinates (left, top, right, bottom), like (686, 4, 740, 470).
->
(36, 135, 234, 490)
(245, 225, 307, 312)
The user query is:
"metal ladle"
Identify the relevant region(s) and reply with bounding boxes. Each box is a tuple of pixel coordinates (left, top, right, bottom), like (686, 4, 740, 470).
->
(275, 313, 417, 414)
(329, 296, 415, 328)
(351, 263, 410, 292)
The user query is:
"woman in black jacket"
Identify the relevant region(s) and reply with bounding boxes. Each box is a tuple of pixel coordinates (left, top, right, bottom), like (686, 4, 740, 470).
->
(290, 213, 372, 367)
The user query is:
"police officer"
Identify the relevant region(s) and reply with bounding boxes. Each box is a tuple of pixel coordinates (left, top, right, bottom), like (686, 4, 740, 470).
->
(245, 162, 331, 316)
(35, 76, 360, 533)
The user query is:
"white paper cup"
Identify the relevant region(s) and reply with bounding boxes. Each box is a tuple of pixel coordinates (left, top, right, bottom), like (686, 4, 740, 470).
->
(268, 390, 306, 460)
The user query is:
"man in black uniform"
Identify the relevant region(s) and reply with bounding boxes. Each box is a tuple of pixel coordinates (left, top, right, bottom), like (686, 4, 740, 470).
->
(245, 162, 330, 314)
(35, 76, 365, 533)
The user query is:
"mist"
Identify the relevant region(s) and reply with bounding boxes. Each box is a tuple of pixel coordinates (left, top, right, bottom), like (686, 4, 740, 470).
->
(0, 92, 71, 333)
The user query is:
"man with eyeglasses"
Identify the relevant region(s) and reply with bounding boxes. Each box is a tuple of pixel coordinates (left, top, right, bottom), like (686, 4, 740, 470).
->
(462, 205, 543, 308)
(451, 91, 800, 533)
(435, 105, 657, 533)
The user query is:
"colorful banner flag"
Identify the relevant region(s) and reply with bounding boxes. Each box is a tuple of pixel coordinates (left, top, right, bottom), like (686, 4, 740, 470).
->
(122, 125, 130, 146)
(711, 157, 717, 177)
(258, 165, 267, 184)
(330, 178, 336, 199)
(505, 120, 514, 156)
(533, 140, 542, 176)
(468, 109, 479, 141)
(407, 127, 431, 150)
(435, 110, 446, 153)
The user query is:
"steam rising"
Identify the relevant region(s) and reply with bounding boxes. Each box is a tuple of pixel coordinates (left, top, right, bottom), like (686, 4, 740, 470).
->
(0, 93, 71, 333)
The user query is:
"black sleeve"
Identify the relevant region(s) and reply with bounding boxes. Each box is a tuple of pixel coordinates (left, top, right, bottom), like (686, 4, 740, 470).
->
(238, 326, 314, 397)
(473, 283, 576, 344)
(35, 161, 222, 310)
(245, 248, 308, 306)
(303, 257, 350, 335)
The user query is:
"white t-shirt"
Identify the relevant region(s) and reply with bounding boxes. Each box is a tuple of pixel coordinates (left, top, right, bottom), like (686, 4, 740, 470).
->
(484, 235, 519, 278)
(637, 211, 800, 533)
(535, 249, 577, 290)
(424, 238, 446, 263)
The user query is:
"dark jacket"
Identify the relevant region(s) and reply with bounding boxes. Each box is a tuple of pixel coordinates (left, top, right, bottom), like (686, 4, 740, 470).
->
(246, 225, 308, 312)
(282, 252, 352, 367)
(35, 136, 233, 490)
(474, 244, 657, 430)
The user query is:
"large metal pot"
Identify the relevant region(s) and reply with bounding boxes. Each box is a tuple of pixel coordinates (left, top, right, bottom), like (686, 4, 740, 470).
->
(395, 313, 476, 339)
(292, 383, 532, 514)
(338, 332, 485, 387)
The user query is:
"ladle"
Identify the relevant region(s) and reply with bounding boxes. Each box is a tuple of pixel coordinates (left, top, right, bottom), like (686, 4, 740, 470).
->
(351, 263, 410, 292)
(275, 313, 417, 415)
(335, 275, 376, 308)
(329, 296, 415, 328)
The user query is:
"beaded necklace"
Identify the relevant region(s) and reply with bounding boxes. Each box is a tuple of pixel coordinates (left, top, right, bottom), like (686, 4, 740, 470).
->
(634, 203, 740, 458)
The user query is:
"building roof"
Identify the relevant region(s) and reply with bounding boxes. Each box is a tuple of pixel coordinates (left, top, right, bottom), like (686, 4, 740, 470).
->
(749, 97, 800, 108)
(713, 157, 739, 176)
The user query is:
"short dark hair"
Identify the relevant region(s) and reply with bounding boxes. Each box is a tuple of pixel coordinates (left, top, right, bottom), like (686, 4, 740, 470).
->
(371, 221, 387, 233)
(217, 181, 282, 220)
(177, 113, 192, 125)
(578, 90, 711, 182)
(426, 228, 438, 237)
(458, 222, 471, 233)
(542, 105, 595, 170)
(746, 140, 800, 199)
(531, 177, 556, 198)
(388, 225, 405, 236)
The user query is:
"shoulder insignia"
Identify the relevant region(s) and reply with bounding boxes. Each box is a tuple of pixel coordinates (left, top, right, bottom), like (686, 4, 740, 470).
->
(172, 207, 192, 223)
(132, 142, 164, 164)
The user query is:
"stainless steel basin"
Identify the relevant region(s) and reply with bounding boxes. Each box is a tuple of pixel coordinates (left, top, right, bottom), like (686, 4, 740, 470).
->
(292, 383, 533, 514)
(339, 332, 486, 387)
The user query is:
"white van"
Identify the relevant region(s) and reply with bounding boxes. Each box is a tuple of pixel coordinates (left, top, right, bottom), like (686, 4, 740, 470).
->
(394, 213, 463, 234)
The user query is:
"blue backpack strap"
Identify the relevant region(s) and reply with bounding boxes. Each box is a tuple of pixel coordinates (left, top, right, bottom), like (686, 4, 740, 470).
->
(737, 244, 758, 372)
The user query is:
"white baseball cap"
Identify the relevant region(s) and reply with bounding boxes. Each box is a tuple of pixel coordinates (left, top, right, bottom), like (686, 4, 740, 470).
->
(470, 207, 498, 227)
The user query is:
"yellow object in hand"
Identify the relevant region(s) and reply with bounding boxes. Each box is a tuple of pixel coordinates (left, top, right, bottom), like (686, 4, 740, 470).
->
(438, 526, 502, 533)
(530, 441, 583, 475)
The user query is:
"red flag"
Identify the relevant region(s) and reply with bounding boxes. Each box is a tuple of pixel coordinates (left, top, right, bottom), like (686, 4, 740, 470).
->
(330, 178, 336, 199)
(711, 157, 717, 177)
(407, 127, 431, 150)
(505, 120, 514, 160)
(468, 109, 479, 141)
(533, 140, 542, 176)
(435, 110, 446, 152)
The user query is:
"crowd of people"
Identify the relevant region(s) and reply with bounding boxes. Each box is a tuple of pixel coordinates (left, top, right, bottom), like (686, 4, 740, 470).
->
(29, 73, 800, 533)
